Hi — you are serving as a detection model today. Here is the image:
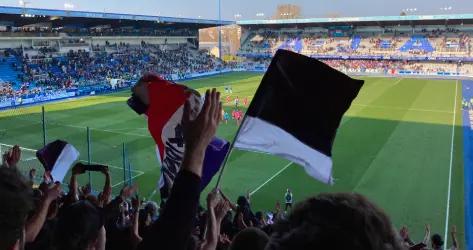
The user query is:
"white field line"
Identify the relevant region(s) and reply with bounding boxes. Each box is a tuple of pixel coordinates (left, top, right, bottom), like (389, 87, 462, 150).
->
(444, 80, 458, 248)
(111, 172, 145, 188)
(6, 118, 149, 138)
(249, 162, 293, 196)
(60, 123, 148, 137)
(393, 78, 403, 85)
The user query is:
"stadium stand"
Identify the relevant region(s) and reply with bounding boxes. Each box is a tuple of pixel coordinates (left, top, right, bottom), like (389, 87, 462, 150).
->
(0, 6, 235, 107)
(237, 15, 473, 78)
(0, 7, 467, 250)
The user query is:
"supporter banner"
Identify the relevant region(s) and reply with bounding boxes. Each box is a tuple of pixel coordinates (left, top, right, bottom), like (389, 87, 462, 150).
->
(128, 74, 230, 201)
(234, 50, 364, 184)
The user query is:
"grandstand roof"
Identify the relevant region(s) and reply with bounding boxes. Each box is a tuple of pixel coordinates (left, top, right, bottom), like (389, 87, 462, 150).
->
(0, 6, 233, 29)
(237, 14, 473, 27)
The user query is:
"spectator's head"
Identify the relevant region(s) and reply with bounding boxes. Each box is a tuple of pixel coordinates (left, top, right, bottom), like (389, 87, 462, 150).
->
(230, 227, 269, 250)
(431, 234, 444, 248)
(54, 200, 105, 250)
(237, 195, 249, 208)
(266, 193, 405, 250)
(0, 167, 33, 250)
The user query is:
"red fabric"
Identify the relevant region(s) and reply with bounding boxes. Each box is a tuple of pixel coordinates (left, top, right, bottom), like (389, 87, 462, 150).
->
(146, 76, 189, 161)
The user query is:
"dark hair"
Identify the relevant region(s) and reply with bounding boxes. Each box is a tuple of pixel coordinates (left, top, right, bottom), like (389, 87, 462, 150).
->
(230, 227, 269, 250)
(54, 200, 104, 250)
(255, 211, 264, 220)
(266, 193, 406, 250)
(431, 234, 444, 247)
(0, 167, 33, 249)
(237, 196, 248, 208)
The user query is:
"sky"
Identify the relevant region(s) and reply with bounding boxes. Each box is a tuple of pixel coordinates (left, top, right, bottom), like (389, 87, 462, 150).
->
(1, 0, 472, 20)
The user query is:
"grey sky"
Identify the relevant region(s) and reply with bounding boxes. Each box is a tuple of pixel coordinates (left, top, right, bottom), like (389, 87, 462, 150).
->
(1, 0, 472, 20)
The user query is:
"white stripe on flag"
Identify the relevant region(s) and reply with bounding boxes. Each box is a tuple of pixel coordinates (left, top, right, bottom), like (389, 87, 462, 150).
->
(234, 116, 333, 184)
(50, 144, 80, 183)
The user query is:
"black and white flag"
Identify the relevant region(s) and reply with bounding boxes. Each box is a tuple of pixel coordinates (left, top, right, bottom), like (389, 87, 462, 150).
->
(234, 50, 364, 184)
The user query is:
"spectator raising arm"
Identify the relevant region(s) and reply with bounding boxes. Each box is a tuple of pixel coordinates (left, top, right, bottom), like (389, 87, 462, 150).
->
(1, 145, 21, 168)
(24, 182, 61, 242)
(67, 163, 85, 203)
(98, 165, 112, 207)
(422, 224, 431, 246)
(139, 88, 222, 250)
(451, 225, 458, 250)
(131, 194, 143, 250)
(201, 189, 231, 250)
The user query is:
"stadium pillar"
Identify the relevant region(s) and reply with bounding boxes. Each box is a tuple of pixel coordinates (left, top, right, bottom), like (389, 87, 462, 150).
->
(41, 106, 46, 146)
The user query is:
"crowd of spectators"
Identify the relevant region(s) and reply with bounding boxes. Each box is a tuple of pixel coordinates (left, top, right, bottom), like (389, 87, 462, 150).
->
(0, 89, 460, 250)
(0, 43, 220, 99)
(244, 57, 473, 75)
(0, 27, 197, 38)
(240, 28, 473, 58)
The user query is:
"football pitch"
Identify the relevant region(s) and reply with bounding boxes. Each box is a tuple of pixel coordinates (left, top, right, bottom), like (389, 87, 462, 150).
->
(0, 72, 465, 246)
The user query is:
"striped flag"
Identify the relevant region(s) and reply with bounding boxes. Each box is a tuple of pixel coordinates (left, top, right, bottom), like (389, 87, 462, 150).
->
(36, 140, 80, 183)
(128, 74, 229, 200)
(234, 50, 364, 184)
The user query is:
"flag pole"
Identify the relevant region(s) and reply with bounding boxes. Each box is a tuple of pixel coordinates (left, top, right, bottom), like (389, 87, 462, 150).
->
(214, 111, 249, 188)
(215, 70, 268, 188)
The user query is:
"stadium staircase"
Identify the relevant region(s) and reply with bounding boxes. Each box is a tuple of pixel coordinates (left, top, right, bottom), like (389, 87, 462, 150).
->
(0, 56, 21, 84)
(351, 35, 361, 50)
(399, 35, 435, 52)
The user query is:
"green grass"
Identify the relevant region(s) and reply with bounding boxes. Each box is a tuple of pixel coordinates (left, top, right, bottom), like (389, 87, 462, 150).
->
(0, 72, 464, 247)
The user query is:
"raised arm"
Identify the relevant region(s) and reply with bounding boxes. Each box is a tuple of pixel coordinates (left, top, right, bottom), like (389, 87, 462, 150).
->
(131, 194, 143, 250)
(422, 224, 431, 245)
(451, 225, 458, 249)
(67, 163, 85, 203)
(201, 191, 231, 250)
(220, 190, 238, 211)
(1, 145, 21, 168)
(139, 89, 221, 250)
(99, 165, 112, 206)
(25, 183, 61, 242)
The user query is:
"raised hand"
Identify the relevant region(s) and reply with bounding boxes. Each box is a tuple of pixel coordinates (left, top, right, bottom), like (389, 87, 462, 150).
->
(400, 226, 409, 240)
(131, 194, 141, 211)
(207, 188, 221, 210)
(45, 183, 62, 202)
(2, 145, 21, 168)
(182, 88, 222, 153)
(121, 183, 138, 199)
(71, 163, 86, 175)
(100, 165, 110, 175)
(215, 199, 231, 222)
